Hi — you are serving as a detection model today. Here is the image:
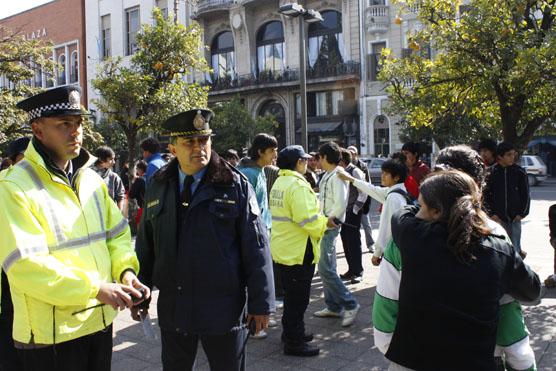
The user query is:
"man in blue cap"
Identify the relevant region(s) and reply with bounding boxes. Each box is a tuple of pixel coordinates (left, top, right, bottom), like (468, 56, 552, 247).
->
(0, 86, 146, 370)
(134, 109, 275, 370)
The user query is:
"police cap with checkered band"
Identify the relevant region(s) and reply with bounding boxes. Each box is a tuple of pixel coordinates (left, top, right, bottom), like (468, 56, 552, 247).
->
(16, 86, 90, 121)
(162, 109, 214, 138)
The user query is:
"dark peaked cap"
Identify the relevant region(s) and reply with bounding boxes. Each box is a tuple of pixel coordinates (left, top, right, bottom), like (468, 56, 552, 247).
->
(17, 86, 89, 120)
(162, 109, 214, 138)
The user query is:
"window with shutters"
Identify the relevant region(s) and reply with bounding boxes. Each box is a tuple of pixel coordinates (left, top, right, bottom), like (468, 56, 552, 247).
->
(125, 7, 140, 56)
(101, 15, 111, 59)
(368, 41, 386, 81)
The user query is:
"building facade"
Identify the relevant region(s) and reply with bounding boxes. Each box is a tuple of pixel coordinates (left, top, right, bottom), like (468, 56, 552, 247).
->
(360, 0, 424, 157)
(0, 0, 88, 106)
(84, 0, 194, 117)
(195, 0, 362, 151)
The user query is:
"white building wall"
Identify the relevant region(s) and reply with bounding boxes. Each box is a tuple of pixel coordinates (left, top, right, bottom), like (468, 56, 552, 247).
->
(85, 0, 193, 115)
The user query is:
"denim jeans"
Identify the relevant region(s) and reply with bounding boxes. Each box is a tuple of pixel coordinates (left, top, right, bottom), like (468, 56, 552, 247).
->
(318, 228, 358, 312)
(360, 211, 375, 250)
(504, 220, 522, 252)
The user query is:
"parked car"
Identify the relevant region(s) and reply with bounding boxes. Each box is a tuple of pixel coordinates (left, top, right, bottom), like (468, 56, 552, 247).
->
(519, 155, 547, 186)
(361, 157, 387, 185)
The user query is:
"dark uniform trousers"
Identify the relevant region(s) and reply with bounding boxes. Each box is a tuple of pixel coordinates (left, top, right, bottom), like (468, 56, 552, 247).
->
(161, 328, 248, 371)
(340, 209, 364, 276)
(1, 270, 22, 371)
(16, 325, 112, 371)
(277, 240, 315, 343)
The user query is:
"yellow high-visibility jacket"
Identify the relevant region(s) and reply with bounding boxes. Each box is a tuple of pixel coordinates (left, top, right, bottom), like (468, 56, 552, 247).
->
(269, 169, 327, 266)
(0, 141, 139, 345)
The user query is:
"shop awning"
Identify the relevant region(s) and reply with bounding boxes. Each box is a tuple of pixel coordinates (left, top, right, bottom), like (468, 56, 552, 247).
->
(297, 122, 343, 134)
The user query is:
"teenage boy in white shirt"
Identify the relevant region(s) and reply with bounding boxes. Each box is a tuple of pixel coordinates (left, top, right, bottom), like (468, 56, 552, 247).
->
(314, 142, 360, 327)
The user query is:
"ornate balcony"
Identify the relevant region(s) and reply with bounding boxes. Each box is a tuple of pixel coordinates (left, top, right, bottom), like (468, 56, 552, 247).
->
(366, 5, 390, 34)
(193, 0, 235, 19)
(204, 62, 361, 93)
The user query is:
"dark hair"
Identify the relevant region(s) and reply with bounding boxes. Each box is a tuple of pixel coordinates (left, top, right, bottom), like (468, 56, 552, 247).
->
(477, 138, 497, 153)
(222, 149, 240, 162)
(248, 133, 278, 161)
(496, 142, 515, 157)
(381, 159, 407, 183)
(94, 145, 115, 164)
(135, 160, 147, 173)
(318, 142, 341, 165)
(140, 137, 160, 154)
(401, 142, 421, 158)
(419, 170, 490, 264)
(276, 156, 297, 170)
(340, 148, 352, 165)
(390, 151, 407, 164)
(436, 145, 486, 190)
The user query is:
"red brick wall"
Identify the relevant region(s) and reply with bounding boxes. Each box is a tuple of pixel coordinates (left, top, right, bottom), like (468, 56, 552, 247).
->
(0, 0, 88, 106)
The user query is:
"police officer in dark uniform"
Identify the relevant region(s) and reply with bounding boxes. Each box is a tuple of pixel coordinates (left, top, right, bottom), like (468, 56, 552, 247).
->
(134, 109, 275, 370)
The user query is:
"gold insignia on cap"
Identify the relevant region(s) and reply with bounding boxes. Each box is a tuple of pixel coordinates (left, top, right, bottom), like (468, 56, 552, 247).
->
(193, 110, 206, 130)
(68, 90, 81, 107)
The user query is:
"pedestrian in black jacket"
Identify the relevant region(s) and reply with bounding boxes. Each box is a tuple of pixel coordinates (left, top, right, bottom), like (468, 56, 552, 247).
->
(134, 109, 275, 371)
(483, 142, 530, 257)
(387, 170, 540, 371)
(546, 204, 556, 287)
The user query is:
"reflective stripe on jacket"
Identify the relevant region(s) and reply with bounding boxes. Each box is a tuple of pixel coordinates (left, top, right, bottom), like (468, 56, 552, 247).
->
(0, 141, 139, 345)
(269, 169, 327, 266)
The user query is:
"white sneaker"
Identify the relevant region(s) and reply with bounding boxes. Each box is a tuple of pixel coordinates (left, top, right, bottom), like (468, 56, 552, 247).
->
(341, 304, 360, 327)
(314, 308, 342, 318)
(251, 330, 268, 339)
(268, 319, 279, 328)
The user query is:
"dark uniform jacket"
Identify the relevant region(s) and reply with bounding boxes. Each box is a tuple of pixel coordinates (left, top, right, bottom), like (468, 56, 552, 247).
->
(386, 207, 541, 371)
(136, 152, 275, 335)
(483, 163, 530, 223)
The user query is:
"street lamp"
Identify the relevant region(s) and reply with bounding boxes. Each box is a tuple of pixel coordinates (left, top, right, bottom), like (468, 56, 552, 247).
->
(279, 3, 322, 151)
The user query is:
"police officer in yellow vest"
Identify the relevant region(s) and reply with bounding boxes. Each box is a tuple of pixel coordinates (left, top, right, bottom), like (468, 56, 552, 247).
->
(269, 145, 331, 357)
(0, 86, 149, 371)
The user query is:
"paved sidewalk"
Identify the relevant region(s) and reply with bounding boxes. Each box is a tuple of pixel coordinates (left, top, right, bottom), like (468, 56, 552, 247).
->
(112, 186, 556, 370)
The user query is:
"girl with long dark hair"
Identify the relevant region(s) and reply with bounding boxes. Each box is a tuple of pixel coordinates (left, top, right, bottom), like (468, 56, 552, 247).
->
(386, 170, 540, 371)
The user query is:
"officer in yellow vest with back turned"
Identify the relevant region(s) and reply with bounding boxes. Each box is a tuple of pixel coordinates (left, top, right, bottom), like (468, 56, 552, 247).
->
(269, 145, 331, 357)
(0, 86, 149, 371)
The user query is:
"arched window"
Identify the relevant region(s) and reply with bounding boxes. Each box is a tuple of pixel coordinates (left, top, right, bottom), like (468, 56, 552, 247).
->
(373, 115, 390, 156)
(256, 21, 284, 76)
(259, 100, 286, 149)
(211, 31, 235, 79)
(308, 10, 345, 69)
(70, 51, 78, 83)
(57, 54, 66, 85)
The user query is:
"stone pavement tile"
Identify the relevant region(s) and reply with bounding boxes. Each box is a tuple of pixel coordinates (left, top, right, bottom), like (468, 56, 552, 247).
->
(293, 354, 353, 370)
(113, 334, 161, 364)
(537, 341, 556, 371)
(111, 354, 154, 371)
(354, 349, 389, 369)
(338, 360, 387, 371)
(247, 359, 316, 370)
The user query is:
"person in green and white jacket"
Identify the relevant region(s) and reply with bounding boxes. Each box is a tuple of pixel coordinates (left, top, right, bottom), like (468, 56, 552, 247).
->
(372, 145, 537, 371)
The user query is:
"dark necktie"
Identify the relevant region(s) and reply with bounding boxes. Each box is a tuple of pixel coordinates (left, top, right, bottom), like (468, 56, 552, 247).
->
(181, 175, 194, 207)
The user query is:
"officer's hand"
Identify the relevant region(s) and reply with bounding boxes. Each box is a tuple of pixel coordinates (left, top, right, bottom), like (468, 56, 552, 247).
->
(121, 271, 151, 306)
(371, 256, 382, 266)
(246, 314, 269, 334)
(96, 282, 139, 310)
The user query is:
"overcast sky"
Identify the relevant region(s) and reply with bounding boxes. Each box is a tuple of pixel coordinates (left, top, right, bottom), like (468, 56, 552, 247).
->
(0, 0, 54, 20)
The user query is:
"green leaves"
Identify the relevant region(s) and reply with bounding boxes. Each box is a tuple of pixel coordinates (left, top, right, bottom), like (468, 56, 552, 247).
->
(91, 8, 209, 165)
(210, 96, 278, 154)
(0, 26, 56, 150)
(383, 0, 556, 150)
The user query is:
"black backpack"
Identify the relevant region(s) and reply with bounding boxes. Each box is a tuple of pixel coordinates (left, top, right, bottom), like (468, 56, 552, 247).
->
(387, 188, 415, 206)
